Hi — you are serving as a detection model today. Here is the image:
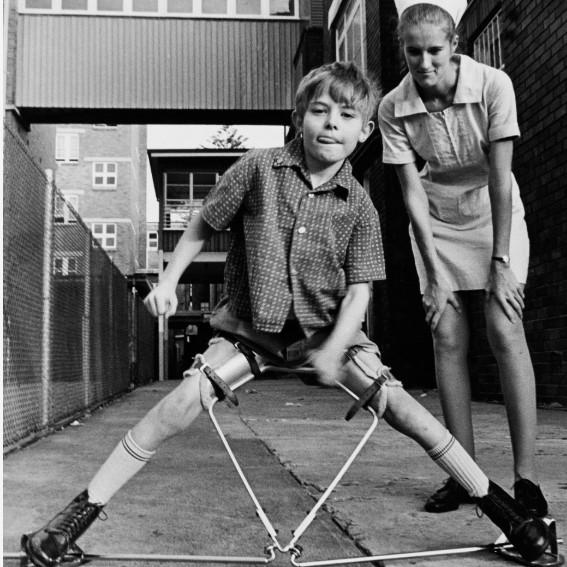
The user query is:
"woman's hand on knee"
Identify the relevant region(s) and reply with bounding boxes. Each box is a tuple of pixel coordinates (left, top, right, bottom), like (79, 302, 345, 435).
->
(484, 263, 525, 322)
(423, 281, 461, 331)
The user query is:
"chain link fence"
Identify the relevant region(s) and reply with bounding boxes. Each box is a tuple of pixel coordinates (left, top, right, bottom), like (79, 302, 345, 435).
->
(3, 123, 155, 450)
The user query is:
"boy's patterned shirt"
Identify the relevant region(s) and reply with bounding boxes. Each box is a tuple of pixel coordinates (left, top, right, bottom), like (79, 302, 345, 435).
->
(200, 138, 385, 334)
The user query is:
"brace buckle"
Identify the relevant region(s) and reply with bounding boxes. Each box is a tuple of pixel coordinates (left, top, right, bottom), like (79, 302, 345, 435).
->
(194, 355, 239, 407)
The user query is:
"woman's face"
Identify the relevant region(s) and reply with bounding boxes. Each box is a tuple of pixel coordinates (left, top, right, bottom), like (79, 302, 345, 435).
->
(402, 22, 458, 92)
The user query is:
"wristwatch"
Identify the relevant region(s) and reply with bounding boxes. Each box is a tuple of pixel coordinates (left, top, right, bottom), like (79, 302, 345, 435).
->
(491, 255, 510, 265)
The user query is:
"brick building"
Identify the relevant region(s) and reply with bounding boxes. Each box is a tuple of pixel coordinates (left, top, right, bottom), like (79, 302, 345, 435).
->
(45, 123, 149, 276)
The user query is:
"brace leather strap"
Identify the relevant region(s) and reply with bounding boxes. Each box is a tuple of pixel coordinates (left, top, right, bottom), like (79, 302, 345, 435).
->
(345, 369, 394, 421)
(194, 355, 239, 407)
(233, 341, 263, 380)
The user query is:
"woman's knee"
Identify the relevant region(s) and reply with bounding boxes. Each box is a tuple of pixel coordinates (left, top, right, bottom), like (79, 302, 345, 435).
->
(432, 323, 467, 356)
(486, 308, 527, 353)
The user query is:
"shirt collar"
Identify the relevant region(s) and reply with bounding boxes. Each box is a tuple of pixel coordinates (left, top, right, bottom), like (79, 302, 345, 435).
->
(272, 138, 356, 198)
(394, 55, 483, 118)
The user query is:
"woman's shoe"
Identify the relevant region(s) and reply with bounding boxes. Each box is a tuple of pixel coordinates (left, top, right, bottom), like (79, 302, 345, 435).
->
(514, 478, 549, 517)
(477, 481, 549, 563)
(424, 477, 474, 513)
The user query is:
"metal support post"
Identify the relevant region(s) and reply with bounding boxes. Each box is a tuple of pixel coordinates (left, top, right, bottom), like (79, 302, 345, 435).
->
(41, 169, 54, 427)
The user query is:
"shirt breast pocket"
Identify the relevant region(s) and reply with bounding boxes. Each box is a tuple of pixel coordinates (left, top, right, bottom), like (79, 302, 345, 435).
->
(406, 120, 436, 163)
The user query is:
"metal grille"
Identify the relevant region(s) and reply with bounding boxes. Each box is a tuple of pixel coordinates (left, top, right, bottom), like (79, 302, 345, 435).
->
(3, 124, 135, 450)
(473, 11, 503, 69)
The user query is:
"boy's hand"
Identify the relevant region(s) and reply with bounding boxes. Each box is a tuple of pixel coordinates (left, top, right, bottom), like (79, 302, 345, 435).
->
(144, 281, 178, 318)
(307, 348, 345, 387)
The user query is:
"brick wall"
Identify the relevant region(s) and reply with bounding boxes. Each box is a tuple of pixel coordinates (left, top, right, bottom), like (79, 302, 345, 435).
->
(351, 0, 436, 387)
(459, 0, 567, 404)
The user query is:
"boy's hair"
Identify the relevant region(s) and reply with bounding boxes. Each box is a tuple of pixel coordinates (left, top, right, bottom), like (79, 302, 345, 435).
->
(294, 61, 380, 123)
(397, 4, 457, 43)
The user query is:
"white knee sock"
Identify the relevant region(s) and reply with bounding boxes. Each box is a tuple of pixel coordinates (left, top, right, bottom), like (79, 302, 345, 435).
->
(427, 430, 489, 498)
(87, 430, 156, 505)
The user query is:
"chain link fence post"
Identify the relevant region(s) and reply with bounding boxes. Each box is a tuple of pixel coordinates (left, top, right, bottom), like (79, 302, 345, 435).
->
(83, 233, 92, 408)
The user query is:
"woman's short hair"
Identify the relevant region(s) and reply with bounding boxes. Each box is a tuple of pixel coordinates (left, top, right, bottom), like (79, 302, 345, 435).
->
(397, 3, 457, 43)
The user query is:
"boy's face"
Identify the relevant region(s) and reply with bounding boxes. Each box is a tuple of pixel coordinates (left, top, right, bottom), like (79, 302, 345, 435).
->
(294, 91, 374, 170)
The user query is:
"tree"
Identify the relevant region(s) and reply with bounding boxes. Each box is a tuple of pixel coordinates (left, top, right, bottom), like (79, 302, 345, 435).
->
(202, 125, 249, 149)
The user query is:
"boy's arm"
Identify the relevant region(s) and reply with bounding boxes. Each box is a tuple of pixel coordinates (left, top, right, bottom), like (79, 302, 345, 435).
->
(309, 282, 370, 386)
(144, 212, 214, 317)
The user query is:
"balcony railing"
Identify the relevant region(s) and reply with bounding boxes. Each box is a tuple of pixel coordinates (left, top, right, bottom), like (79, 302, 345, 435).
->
(163, 202, 203, 230)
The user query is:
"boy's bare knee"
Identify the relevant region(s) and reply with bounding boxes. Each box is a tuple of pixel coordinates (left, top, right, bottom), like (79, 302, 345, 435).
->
(154, 371, 203, 434)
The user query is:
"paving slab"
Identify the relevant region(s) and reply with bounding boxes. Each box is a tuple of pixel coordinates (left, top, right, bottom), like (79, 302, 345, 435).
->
(3, 377, 566, 567)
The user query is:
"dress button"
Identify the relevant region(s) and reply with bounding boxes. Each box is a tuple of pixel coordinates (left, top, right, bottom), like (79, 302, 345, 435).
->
(297, 226, 307, 234)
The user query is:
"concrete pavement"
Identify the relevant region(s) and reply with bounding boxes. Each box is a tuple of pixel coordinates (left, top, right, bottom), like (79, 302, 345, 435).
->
(3, 377, 566, 566)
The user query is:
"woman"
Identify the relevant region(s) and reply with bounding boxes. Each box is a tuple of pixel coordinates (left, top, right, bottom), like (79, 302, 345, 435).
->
(378, 0, 548, 516)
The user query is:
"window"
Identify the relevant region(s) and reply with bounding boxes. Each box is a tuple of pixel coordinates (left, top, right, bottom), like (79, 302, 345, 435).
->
(54, 194, 79, 224)
(147, 230, 158, 250)
(335, 0, 366, 71)
(93, 162, 117, 188)
(202, 0, 226, 13)
(164, 171, 218, 228)
(236, 0, 260, 14)
(53, 255, 80, 276)
(92, 123, 118, 130)
(167, 0, 193, 13)
(92, 223, 117, 249)
(56, 131, 79, 163)
(269, 0, 293, 16)
(132, 0, 158, 12)
(25, 0, 51, 8)
(97, 0, 123, 10)
(473, 11, 503, 69)
(62, 0, 88, 9)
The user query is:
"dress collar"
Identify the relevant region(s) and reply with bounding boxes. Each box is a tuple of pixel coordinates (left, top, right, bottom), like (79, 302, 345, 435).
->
(394, 55, 484, 117)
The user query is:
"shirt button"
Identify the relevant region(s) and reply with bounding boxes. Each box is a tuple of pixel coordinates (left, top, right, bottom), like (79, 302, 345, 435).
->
(307, 193, 314, 199)
(290, 267, 298, 276)
(297, 226, 307, 234)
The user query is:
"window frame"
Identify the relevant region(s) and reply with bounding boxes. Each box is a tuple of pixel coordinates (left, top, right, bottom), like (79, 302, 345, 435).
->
(334, 0, 367, 71)
(92, 161, 118, 189)
(92, 222, 117, 250)
(19, 0, 299, 19)
(56, 131, 80, 164)
(473, 10, 504, 69)
(53, 253, 82, 276)
(54, 194, 80, 224)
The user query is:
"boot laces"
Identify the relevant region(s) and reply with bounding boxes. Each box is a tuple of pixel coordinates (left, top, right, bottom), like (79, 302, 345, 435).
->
(46, 500, 102, 544)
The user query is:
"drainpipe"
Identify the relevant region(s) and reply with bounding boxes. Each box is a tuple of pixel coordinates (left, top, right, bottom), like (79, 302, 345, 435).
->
(41, 169, 54, 427)
(158, 249, 165, 381)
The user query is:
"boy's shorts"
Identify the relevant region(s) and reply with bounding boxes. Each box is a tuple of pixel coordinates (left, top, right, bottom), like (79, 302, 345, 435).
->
(190, 306, 403, 417)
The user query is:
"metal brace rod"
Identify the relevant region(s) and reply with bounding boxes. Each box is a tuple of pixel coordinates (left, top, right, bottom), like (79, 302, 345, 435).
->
(289, 538, 564, 567)
(207, 377, 379, 555)
(208, 398, 283, 548)
(290, 541, 517, 567)
(284, 387, 378, 552)
(4, 550, 276, 565)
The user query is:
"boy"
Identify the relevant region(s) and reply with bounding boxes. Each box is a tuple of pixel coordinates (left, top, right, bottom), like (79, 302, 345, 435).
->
(22, 62, 548, 566)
